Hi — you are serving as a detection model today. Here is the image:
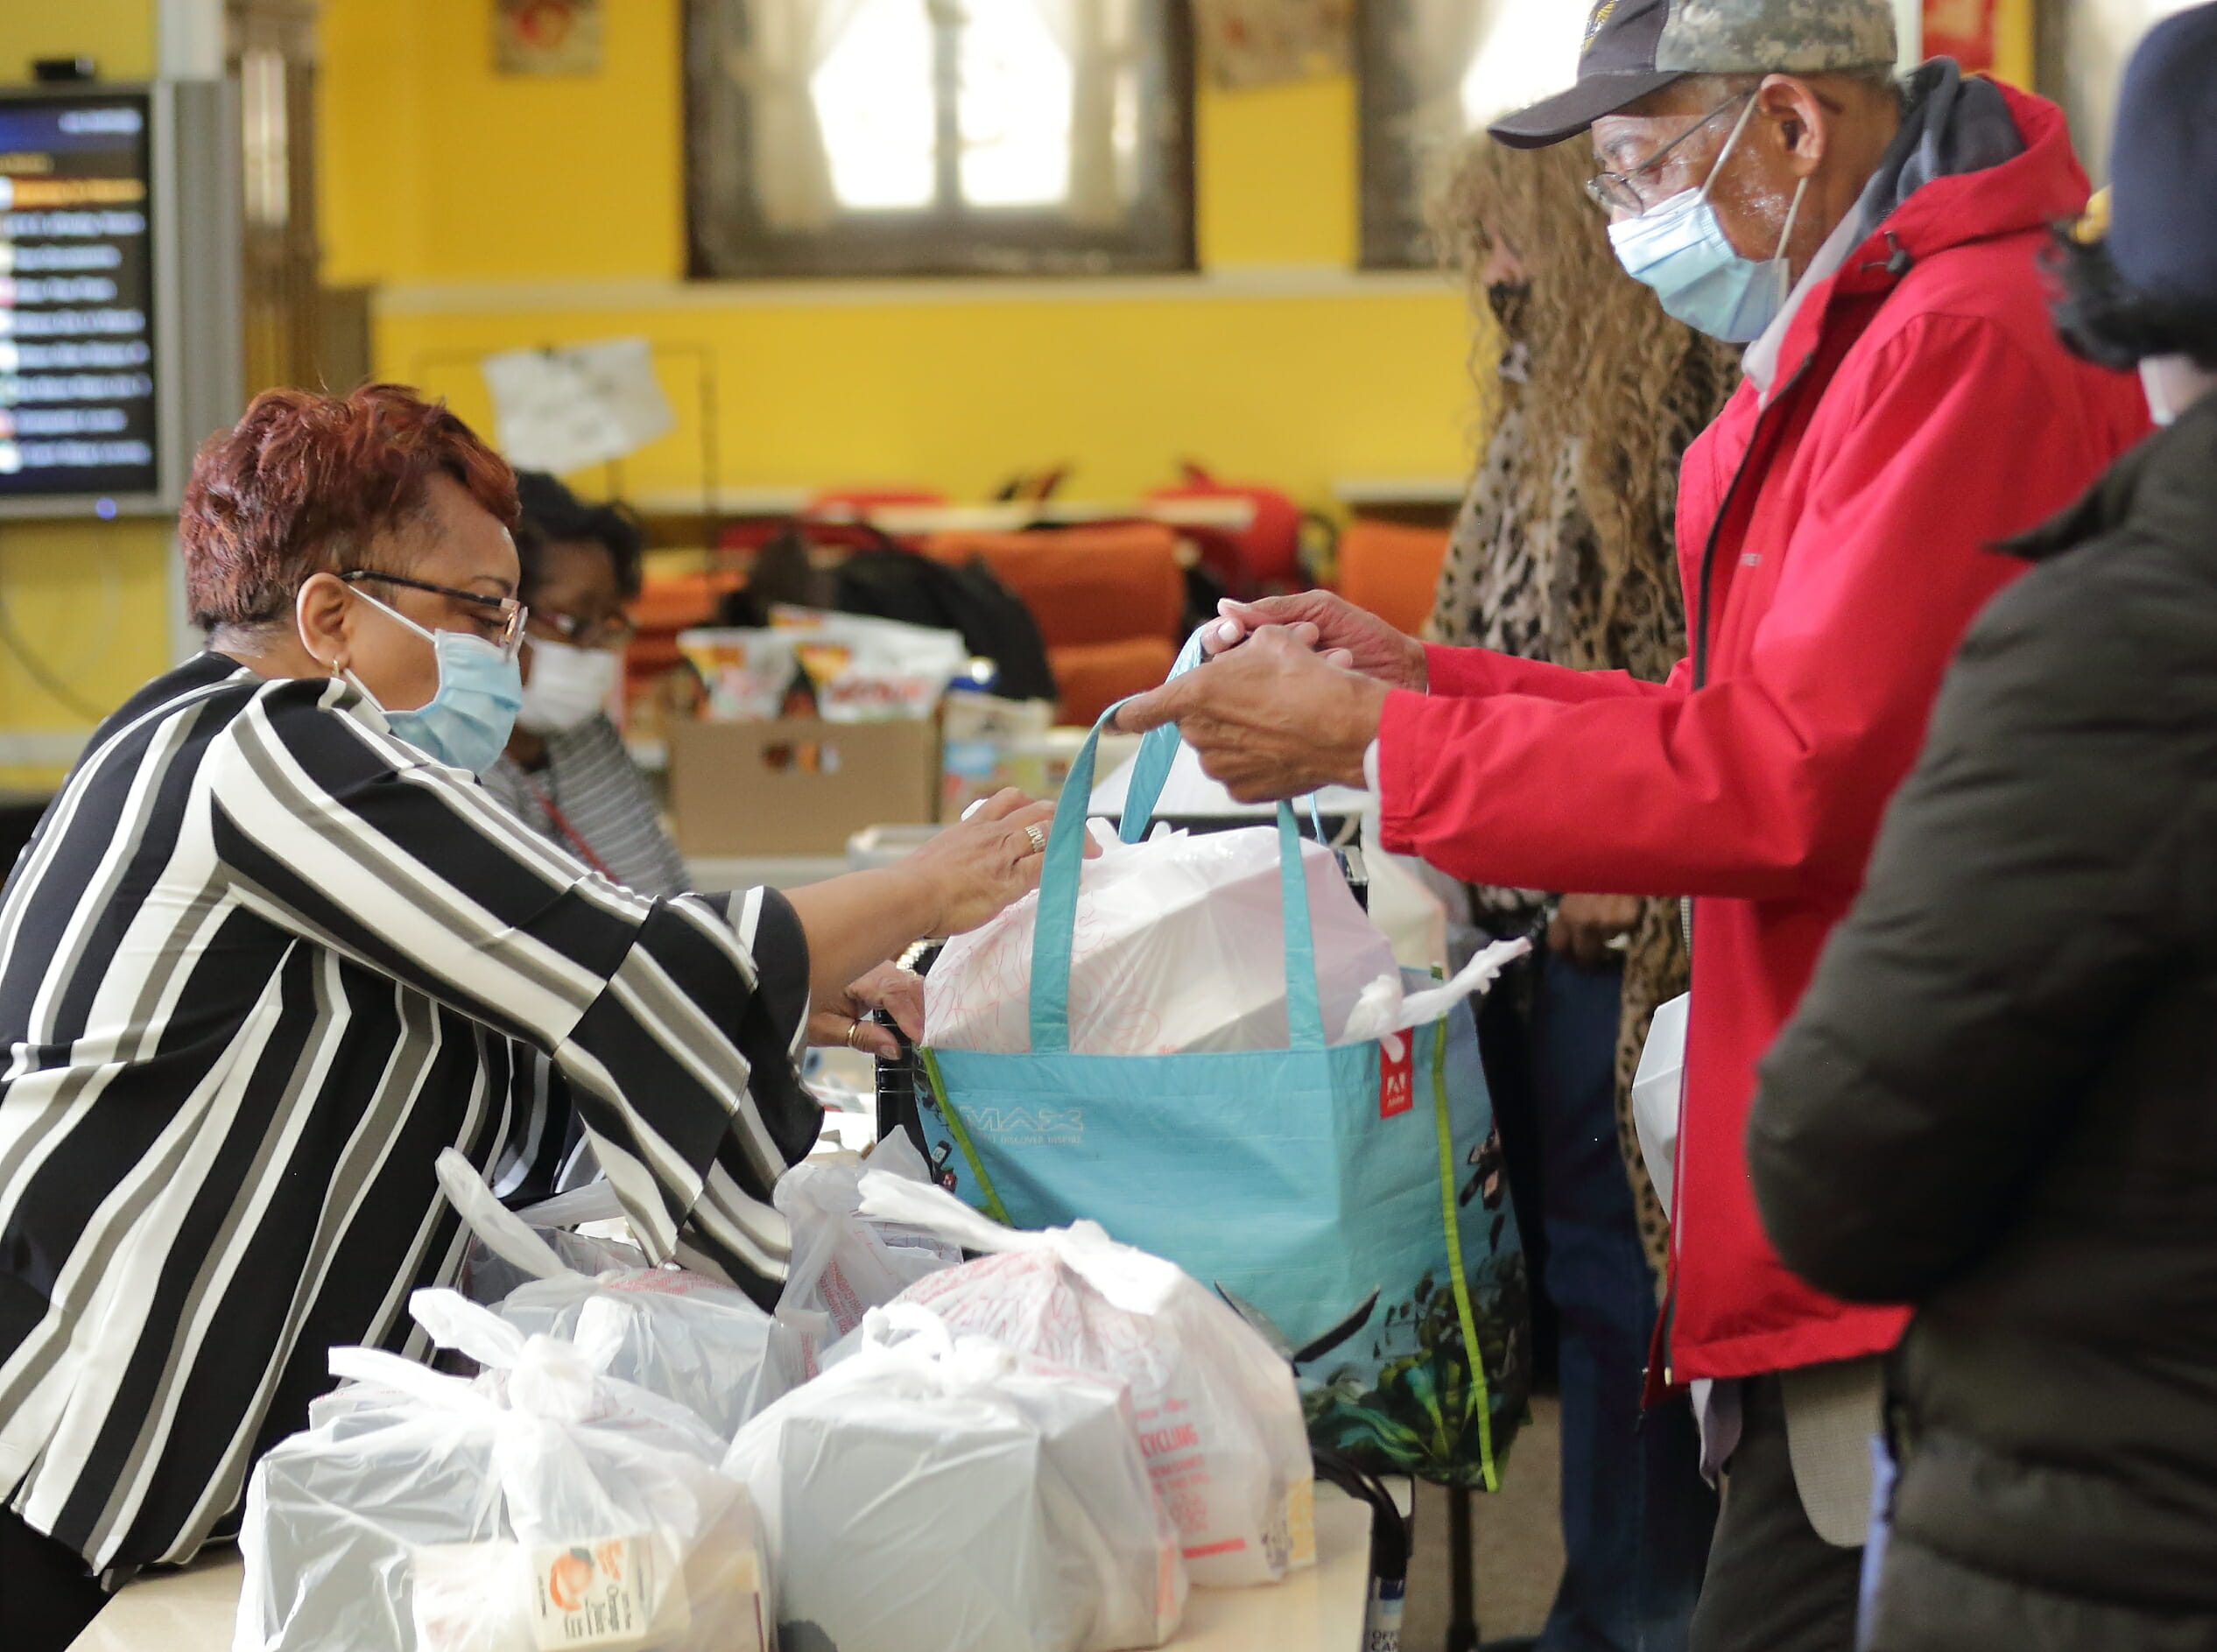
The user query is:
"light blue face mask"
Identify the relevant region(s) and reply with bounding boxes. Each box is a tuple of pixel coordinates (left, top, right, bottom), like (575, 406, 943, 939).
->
(1608, 98, 1810, 345)
(343, 589, 523, 774)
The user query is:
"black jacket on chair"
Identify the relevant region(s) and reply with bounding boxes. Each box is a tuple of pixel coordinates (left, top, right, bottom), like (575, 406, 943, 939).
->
(1747, 390, 2217, 1648)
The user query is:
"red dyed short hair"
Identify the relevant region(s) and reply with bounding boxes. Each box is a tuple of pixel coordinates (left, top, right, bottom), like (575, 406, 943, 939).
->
(180, 383, 518, 632)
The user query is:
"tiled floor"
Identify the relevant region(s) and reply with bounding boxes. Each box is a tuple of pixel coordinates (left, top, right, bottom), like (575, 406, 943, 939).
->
(1400, 1395, 1565, 1649)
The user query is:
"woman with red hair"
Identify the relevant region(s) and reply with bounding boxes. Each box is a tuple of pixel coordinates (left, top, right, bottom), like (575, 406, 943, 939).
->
(0, 385, 1058, 1648)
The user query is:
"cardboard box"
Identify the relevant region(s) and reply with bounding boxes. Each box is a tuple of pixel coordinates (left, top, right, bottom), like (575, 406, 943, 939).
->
(670, 719, 938, 856)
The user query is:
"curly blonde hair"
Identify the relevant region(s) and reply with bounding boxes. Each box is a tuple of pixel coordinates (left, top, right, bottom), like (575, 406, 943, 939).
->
(1428, 137, 1742, 659)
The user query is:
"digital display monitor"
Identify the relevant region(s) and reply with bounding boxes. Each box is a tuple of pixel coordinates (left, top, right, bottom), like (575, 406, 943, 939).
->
(0, 93, 158, 505)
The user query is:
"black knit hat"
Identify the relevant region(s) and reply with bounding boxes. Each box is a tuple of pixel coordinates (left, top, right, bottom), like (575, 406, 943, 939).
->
(2108, 1, 2217, 311)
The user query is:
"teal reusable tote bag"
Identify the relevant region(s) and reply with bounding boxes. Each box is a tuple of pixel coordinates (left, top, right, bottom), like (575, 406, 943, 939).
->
(916, 700, 1531, 1488)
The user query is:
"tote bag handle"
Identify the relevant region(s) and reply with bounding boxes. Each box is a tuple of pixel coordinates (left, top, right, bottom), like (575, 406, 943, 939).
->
(1028, 628, 1327, 1053)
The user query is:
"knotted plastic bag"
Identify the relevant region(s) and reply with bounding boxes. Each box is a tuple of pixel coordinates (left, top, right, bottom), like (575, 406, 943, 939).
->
(236, 1289, 769, 1652)
(771, 1131, 961, 1373)
(855, 1173, 1314, 1588)
(726, 1303, 1185, 1652)
(437, 1149, 799, 1442)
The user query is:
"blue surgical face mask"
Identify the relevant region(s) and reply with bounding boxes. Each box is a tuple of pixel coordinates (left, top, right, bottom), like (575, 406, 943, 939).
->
(1608, 99, 1810, 345)
(341, 589, 523, 774)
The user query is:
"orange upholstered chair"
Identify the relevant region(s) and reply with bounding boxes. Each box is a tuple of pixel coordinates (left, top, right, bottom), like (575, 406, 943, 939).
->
(1334, 520, 1451, 637)
(923, 524, 1185, 724)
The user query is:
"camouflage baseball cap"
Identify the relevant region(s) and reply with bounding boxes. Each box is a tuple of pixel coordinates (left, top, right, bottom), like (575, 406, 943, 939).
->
(1488, 0, 1897, 150)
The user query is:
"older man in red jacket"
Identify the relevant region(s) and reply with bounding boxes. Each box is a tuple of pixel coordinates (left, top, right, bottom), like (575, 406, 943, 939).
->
(1120, 2, 2150, 1647)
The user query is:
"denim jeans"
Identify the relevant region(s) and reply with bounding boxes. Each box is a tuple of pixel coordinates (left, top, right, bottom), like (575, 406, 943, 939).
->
(1531, 948, 1717, 1652)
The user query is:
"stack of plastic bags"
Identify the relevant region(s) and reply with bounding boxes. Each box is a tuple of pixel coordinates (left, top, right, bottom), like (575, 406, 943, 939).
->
(237, 1289, 770, 1652)
(436, 1149, 799, 1442)
(726, 1304, 1186, 1652)
(771, 1132, 962, 1373)
(854, 1173, 1316, 1588)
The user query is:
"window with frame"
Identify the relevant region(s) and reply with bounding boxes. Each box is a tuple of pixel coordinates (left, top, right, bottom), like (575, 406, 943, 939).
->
(686, 0, 1196, 278)
(1357, 0, 1586, 269)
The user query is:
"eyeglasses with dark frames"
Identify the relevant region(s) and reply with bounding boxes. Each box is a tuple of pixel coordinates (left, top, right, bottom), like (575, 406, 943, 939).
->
(339, 570, 530, 660)
(1586, 92, 1754, 215)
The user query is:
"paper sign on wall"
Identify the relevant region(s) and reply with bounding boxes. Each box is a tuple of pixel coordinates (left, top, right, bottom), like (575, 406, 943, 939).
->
(482, 338, 673, 475)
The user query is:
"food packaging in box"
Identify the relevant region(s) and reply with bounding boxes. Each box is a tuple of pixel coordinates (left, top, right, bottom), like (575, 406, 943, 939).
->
(674, 629, 800, 722)
(771, 606, 970, 722)
(667, 717, 937, 856)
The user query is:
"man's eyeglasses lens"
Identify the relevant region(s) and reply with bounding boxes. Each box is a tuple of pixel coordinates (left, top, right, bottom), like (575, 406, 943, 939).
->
(1585, 93, 1751, 214)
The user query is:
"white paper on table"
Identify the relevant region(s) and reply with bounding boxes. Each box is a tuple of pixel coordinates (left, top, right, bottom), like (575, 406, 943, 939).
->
(481, 336, 674, 474)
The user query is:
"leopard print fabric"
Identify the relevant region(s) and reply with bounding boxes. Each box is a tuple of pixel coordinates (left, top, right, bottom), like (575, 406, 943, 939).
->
(1425, 353, 1712, 1285)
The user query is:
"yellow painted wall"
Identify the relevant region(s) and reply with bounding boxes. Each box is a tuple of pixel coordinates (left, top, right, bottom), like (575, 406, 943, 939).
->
(320, 0, 1474, 511)
(0, 1, 176, 779)
(0, 0, 156, 83)
(1992, 0, 2038, 89)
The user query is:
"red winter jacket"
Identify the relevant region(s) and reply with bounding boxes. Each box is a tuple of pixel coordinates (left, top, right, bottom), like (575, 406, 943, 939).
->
(1376, 82, 2151, 1385)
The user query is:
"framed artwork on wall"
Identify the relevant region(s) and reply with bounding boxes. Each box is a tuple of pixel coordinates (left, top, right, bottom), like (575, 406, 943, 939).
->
(496, 0, 604, 76)
(1193, 0, 1351, 89)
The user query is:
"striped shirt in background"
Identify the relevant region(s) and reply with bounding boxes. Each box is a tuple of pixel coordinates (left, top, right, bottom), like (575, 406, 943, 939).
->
(482, 714, 689, 899)
(0, 655, 815, 1583)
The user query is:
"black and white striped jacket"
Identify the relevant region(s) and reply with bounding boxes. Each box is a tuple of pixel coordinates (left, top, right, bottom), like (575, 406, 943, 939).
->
(0, 654, 813, 1580)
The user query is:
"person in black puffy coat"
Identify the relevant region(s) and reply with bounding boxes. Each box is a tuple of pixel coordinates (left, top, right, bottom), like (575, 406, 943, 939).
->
(1746, 8, 2217, 1648)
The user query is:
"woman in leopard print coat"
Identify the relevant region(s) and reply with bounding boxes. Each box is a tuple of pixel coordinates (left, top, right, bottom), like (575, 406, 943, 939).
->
(1427, 137, 1740, 1286)
(1421, 134, 1741, 1652)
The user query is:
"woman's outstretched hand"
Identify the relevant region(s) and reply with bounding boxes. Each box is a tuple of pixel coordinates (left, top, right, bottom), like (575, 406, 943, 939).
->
(904, 787, 1097, 938)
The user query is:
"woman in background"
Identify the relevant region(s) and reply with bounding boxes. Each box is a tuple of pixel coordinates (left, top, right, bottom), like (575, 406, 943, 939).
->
(1425, 135, 1739, 1652)
(482, 472, 688, 899)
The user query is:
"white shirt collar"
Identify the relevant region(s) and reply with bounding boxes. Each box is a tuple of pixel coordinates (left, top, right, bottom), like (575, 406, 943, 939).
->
(1743, 204, 1869, 396)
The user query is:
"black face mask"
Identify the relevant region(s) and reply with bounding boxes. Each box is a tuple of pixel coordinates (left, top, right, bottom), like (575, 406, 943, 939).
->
(1486, 280, 1533, 337)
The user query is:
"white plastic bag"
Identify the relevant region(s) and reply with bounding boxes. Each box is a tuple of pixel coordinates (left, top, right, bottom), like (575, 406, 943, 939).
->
(236, 1289, 770, 1652)
(772, 1132, 961, 1373)
(855, 1174, 1315, 1588)
(458, 1214, 646, 1310)
(925, 822, 1403, 1054)
(726, 1303, 1186, 1652)
(438, 1149, 799, 1441)
(1632, 993, 1690, 1221)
